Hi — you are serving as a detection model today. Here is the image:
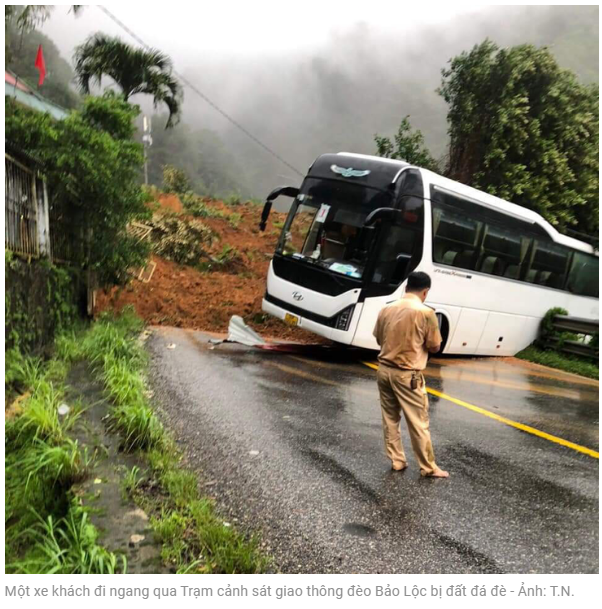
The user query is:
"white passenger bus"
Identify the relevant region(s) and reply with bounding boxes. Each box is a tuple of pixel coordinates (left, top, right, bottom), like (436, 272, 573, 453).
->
(259, 153, 598, 355)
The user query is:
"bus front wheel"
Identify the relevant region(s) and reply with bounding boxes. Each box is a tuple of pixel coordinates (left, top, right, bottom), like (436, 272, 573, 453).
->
(436, 313, 450, 354)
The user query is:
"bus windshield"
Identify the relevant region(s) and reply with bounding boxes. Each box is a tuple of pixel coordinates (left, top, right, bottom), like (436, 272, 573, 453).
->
(277, 178, 391, 279)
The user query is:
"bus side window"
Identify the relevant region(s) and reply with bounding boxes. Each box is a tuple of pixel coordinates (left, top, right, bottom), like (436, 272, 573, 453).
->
(430, 186, 598, 296)
(477, 225, 524, 278)
(526, 240, 570, 289)
(432, 204, 481, 271)
(567, 252, 599, 297)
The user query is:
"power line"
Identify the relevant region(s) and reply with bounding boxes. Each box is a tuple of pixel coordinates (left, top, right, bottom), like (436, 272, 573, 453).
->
(97, 5, 304, 178)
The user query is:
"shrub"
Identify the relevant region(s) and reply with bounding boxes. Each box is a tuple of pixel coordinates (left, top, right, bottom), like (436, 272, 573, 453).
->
(181, 192, 227, 220)
(148, 214, 214, 266)
(162, 165, 190, 194)
(5, 94, 150, 286)
(537, 307, 574, 350)
(224, 193, 241, 206)
(228, 213, 242, 228)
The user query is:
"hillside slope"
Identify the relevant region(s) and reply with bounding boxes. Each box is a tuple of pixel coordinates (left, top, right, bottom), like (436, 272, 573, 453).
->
(96, 195, 326, 343)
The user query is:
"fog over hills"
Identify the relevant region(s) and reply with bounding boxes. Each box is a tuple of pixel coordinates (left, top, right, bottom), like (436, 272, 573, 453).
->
(41, 4, 598, 197)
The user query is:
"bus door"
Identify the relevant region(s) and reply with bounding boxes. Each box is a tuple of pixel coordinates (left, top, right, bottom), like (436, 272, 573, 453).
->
(351, 194, 425, 348)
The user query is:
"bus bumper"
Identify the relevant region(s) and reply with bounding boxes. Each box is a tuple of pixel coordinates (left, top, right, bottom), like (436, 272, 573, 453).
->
(262, 298, 360, 345)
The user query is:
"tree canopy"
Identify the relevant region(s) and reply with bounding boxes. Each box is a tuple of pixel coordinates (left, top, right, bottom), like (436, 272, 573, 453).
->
(73, 34, 182, 128)
(377, 40, 598, 237)
(374, 116, 439, 171)
(5, 92, 150, 285)
(438, 40, 598, 236)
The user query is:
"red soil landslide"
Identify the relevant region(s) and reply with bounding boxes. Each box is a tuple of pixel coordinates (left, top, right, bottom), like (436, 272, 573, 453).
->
(96, 197, 328, 344)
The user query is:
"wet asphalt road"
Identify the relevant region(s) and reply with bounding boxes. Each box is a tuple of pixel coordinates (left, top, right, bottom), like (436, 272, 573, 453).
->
(147, 327, 599, 574)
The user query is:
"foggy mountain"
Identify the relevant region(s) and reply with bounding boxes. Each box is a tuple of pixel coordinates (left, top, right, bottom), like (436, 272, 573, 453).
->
(39, 4, 598, 198)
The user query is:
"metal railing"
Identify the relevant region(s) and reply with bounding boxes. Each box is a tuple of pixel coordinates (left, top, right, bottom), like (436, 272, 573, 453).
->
(5, 154, 39, 257)
(542, 315, 599, 360)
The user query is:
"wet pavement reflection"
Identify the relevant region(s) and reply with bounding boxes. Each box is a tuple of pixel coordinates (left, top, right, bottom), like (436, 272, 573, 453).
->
(148, 327, 599, 573)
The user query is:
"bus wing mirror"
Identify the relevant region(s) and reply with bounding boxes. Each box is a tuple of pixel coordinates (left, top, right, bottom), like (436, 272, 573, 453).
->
(259, 186, 300, 231)
(364, 207, 402, 227)
(393, 253, 412, 283)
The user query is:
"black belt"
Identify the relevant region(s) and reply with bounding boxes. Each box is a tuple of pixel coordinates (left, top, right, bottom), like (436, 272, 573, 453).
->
(378, 362, 423, 373)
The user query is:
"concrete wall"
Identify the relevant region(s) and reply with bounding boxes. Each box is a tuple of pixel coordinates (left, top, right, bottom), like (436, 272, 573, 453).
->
(5, 255, 86, 354)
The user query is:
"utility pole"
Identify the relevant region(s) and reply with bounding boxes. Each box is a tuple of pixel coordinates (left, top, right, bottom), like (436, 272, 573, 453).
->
(142, 115, 153, 185)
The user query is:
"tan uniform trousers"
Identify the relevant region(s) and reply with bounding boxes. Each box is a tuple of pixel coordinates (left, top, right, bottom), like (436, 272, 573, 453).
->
(376, 365, 438, 476)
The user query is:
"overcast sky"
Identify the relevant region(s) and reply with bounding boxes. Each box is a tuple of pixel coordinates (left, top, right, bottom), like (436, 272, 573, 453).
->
(42, 2, 489, 63)
(38, 3, 598, 196)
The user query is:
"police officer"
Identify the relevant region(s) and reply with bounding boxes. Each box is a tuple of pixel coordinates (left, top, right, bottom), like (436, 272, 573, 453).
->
(373, 271, 449, 478)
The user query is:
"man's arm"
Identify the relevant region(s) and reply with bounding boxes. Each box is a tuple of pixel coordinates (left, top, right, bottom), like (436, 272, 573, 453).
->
(425, 310, 442, 354)
(373, 313, 382, 347)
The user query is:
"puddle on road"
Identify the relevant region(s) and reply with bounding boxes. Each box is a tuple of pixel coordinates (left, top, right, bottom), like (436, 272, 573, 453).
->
(343, 523, 376, 537)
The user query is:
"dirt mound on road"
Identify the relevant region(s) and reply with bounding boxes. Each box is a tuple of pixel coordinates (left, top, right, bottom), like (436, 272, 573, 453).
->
(96, 197, 328, 344)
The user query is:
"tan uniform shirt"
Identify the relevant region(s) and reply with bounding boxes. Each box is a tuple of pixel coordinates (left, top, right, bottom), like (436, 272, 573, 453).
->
(373, 293, 442, 371)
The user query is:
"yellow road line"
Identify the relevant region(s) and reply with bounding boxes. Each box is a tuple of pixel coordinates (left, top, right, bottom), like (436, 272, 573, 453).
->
(429, 358, 599, 388)
(291, 355, 596, 399)
(423, 368, 591, 401)
(362, 361, 599, 459)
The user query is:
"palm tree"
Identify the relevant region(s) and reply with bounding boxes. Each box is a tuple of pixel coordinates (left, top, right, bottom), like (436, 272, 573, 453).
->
(73, 34, 182, 128)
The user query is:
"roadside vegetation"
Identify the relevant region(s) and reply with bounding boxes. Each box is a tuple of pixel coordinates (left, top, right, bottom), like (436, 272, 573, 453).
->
(516, 346, 598, 380)
(5, 335, 126, 573)
(516, 308, 599, 380)
(377, 40, 598, 238)
(80, 310, 268, 573)
(5, 309, 269, 574)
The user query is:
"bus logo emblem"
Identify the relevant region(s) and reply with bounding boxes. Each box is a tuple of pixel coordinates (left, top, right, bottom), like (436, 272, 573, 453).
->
(330, 164, 371, 178)
(292, 291, 304, 301)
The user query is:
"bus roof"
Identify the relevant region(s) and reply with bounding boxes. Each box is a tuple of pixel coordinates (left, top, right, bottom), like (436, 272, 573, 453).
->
(308, 152, 409, 191)
(336, 152, 596, 256)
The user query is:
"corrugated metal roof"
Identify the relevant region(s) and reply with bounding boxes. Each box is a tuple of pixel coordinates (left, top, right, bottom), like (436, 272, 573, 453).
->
(5, 71, 31, 93)
(5, 70, 69, 120)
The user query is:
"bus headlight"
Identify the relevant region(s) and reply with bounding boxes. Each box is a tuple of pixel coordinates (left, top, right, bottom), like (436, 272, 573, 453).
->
(335, 305, 355, 331)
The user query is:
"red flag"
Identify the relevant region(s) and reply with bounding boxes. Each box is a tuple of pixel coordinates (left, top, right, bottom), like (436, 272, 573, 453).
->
(35, 44, 46, 86)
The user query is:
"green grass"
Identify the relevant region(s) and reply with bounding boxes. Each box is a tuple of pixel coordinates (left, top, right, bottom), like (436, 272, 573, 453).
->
(80, 311, 164, 451)
(109, 401, 164, 451)
(81, 308, 270, 573)
(121, 465, 145, 500)
(5, 348, 44, 391)
(516, 345, 599, 379)
(227, 212, 242, 229)
(187, 200, 228, 220)
(9, 505, 126, 574)
(5, 338, 123, 573)
(223, 194, 241, 206)
(7, 307, 269, 574)
(20, 438, 89, 490)
(181, 192, 233, 221)
(140, 451, 269, 573)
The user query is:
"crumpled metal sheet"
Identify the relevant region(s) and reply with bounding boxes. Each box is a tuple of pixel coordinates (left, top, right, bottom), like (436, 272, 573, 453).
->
(226, 315, 266, 347)
(210, 315, 352, 356)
